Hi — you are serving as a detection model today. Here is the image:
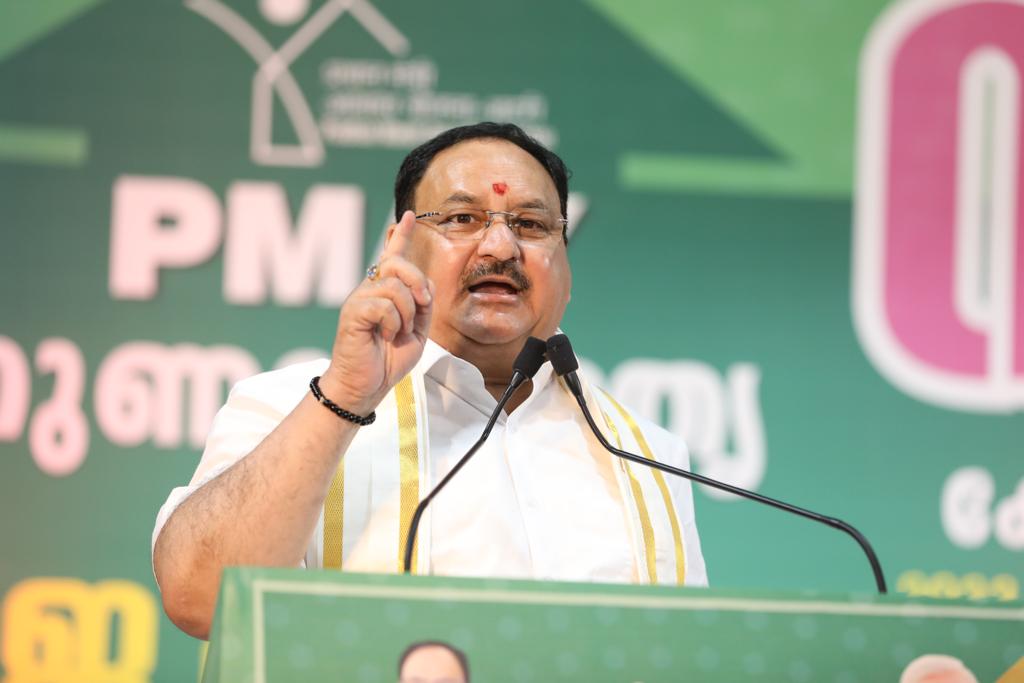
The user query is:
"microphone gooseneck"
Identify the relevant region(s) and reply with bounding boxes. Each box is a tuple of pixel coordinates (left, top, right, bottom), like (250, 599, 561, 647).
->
(402, 336, 548, 573)
(545, 334, 889, 594)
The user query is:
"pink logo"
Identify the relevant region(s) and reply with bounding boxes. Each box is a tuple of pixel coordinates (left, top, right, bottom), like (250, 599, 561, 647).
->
(854, 0, 1024, 412)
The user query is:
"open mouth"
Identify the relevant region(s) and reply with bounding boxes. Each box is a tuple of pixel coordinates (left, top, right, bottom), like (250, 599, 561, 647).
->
(468, 280, 522, 296)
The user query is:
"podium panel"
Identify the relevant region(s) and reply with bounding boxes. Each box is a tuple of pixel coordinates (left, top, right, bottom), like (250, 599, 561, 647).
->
(203, 568, 1024, 682)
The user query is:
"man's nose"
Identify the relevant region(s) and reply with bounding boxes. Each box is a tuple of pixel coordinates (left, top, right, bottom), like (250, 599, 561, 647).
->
(475, 217, 521, 261)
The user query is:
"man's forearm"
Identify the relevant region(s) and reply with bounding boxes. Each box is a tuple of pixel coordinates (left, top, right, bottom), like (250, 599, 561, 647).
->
(155, 210, 434, 639)
(153, 383, 368, 639)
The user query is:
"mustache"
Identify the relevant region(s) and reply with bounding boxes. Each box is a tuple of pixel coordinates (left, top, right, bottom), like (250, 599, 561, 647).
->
(461, 259, 531, 292)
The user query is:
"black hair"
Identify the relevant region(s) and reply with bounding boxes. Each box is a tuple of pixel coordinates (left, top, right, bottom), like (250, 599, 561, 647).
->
(393, 122, 570, 222)
(397, 641, 470, 682)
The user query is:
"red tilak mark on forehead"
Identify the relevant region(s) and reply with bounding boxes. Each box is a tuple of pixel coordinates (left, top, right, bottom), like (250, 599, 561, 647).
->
(492, 182, 508, 195)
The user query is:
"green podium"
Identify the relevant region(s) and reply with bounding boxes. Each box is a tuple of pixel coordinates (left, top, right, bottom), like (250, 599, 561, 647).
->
(202, 568, 1024, 682)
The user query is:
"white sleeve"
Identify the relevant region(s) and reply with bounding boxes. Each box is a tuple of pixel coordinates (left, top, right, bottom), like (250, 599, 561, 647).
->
(151, 359, 329, 564)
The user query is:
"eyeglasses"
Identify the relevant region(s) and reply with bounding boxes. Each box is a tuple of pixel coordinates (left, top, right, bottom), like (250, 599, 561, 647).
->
(415, 207, 568, 245)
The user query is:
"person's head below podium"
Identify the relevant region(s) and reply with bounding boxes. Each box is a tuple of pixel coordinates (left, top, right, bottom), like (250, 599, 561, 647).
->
(388, 121, 571, 381)
(397, 641, 470, 683)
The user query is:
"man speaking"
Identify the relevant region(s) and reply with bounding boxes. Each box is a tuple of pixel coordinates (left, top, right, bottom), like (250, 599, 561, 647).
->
(152, 122, 707, 639)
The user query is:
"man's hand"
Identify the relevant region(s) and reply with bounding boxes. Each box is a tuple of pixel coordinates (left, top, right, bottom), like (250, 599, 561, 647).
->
(321, 210, 434, 412)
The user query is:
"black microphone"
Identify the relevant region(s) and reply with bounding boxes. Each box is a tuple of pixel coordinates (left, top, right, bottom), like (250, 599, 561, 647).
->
(545, 333, 889, 594)
(402, 336, 548, 573)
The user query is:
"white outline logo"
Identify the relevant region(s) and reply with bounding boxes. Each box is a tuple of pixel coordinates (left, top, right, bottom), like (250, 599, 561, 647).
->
(185, 0, 409, 167)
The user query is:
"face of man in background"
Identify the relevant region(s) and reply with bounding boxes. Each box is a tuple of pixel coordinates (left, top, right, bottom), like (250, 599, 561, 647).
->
(398, 644, 468, 683)
(402, 138, 572, 358)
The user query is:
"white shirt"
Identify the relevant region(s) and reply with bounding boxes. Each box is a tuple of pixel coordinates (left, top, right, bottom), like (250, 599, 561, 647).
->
(153, 340, 707, 586)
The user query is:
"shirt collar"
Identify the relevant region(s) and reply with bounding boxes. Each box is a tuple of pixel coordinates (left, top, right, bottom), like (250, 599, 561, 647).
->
(414, 337, 453, 377)
(414, 336, 560, 407)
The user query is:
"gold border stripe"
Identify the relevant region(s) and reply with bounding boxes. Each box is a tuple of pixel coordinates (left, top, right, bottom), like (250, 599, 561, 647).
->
(600, 407, 657, 585)
(322, 461, 345, 569)
(395, 376, 419, 573)
(602, 391, 687, 585)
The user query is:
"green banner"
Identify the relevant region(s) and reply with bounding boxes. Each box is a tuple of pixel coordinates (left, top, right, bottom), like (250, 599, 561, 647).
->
(1, 1, 1021, 680)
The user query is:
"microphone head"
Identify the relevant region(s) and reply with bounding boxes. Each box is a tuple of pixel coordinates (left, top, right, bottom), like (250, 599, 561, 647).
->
(545, 334, 579, 376)
(513, 337, 548, 378)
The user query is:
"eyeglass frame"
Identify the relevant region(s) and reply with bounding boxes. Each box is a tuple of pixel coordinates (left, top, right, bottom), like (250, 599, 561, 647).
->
(414, 207, 569, 245)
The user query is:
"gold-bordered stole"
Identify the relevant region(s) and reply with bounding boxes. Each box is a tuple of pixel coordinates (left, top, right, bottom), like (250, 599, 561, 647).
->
(322, 458, 345, 569)
(322, 374, 426, 574)
(598, 403, 659, 584)
(394, 375, 422, 574)
(597, 389, 687, 586)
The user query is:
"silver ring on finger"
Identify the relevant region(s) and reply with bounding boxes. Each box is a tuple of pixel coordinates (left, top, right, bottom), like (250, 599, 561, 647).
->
(366, 263, 381, 281)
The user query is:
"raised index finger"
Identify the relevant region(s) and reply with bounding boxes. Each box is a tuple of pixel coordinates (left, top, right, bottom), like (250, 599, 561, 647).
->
(382, 210, 417, 258)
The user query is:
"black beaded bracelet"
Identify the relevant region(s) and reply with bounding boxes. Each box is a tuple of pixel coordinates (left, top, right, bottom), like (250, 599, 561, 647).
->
(309, 376, 376, 426)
